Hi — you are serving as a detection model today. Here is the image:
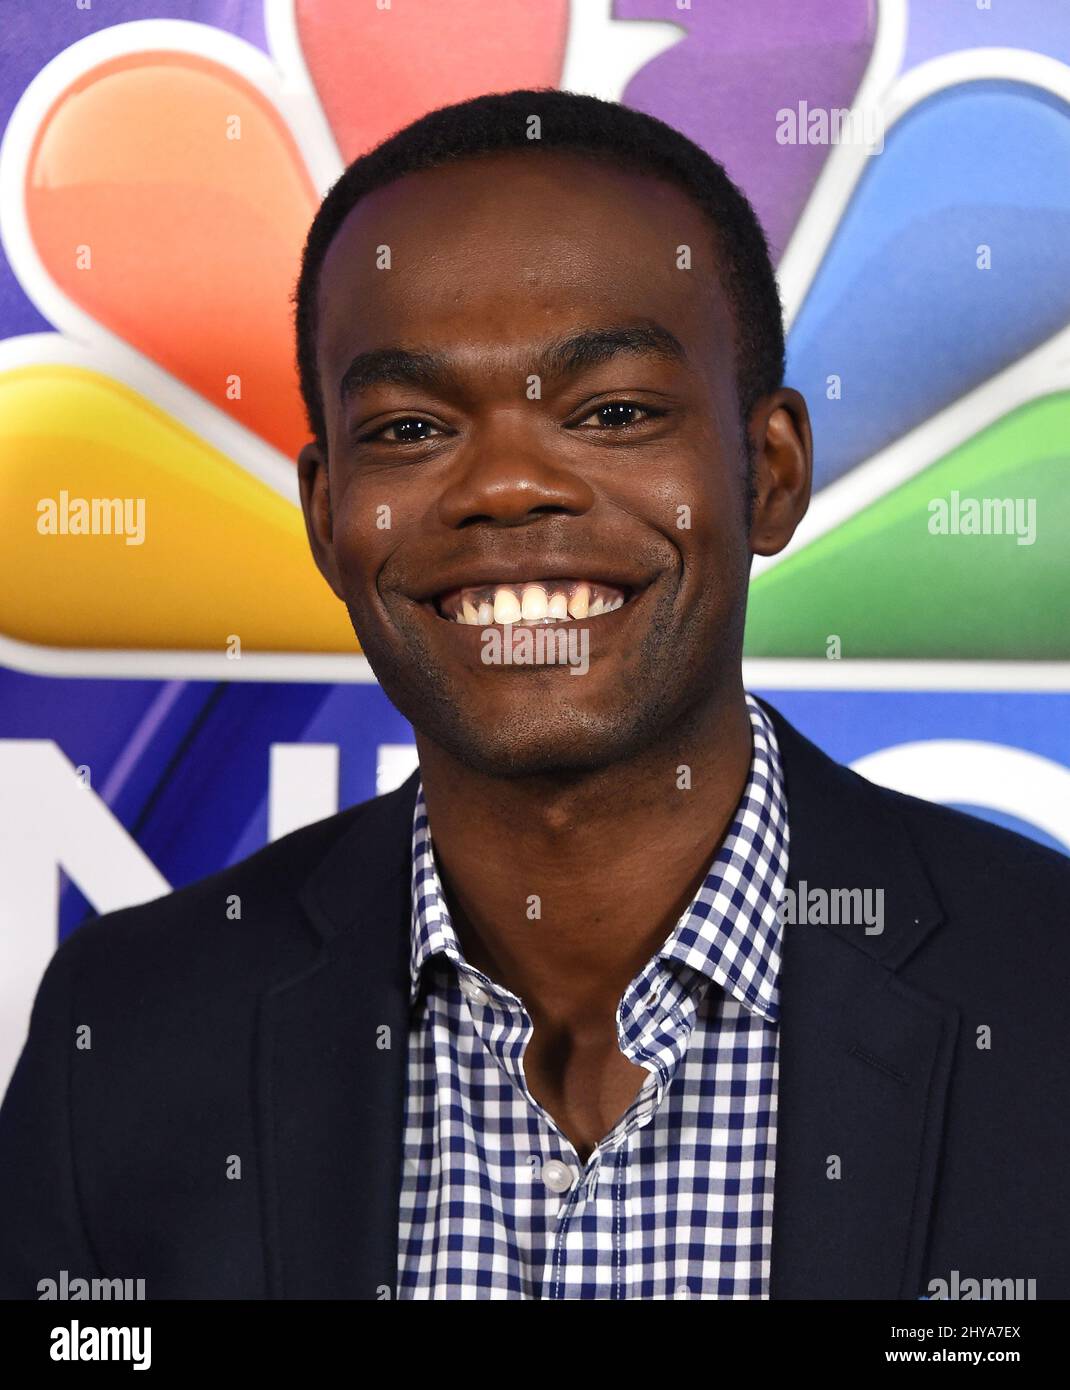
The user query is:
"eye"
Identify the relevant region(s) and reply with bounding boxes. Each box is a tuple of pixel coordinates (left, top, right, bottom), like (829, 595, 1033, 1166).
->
(359, 416, 443, 445)
(573, 401, 666, 430)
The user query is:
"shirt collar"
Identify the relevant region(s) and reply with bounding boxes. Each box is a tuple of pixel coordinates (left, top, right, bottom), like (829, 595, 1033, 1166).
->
(409, 693, 790, 1020)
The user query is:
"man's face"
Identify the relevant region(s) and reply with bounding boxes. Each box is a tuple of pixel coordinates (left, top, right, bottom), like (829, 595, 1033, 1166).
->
(299, 150, 808, 777)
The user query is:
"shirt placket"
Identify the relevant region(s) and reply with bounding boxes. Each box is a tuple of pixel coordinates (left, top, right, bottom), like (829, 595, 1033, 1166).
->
(403, 695, 788, 1300)
(463, 956, 700, 1298)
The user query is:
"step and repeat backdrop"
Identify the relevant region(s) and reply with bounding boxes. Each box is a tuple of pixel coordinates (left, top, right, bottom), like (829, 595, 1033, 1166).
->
(1, 0, 1068, 1094)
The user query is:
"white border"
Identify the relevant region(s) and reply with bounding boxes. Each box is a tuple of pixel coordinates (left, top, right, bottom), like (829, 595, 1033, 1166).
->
(743, 659, 1070, 693)
(262, 0, 344, 194)
(777, 0, 907, 327)
(560, 0, 684, 102)
(0, 629, 376, 685)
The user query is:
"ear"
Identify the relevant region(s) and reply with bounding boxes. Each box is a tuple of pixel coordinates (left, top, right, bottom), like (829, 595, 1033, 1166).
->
(297, 440, 344, 598)
(747, 387, 813, 557)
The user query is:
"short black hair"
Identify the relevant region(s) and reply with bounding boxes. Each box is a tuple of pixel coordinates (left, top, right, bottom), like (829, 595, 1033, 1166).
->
(293, 87, 785, 456)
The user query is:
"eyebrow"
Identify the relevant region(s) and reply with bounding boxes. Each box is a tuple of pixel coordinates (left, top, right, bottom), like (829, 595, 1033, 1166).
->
(337, 322, 688, 405)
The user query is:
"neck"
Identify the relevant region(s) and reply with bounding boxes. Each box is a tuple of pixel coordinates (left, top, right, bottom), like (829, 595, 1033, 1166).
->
(415, 685, 754, 1026)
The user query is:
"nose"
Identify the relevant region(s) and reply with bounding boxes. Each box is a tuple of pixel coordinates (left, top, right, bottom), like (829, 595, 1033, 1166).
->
(435, 413, 596, 529)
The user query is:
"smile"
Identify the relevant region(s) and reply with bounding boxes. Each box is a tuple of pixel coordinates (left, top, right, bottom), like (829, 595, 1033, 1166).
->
(434, 579, 632, 626)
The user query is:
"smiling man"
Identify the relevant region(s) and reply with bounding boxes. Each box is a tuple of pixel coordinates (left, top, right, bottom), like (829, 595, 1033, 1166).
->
(1, 89, 1068, 1303)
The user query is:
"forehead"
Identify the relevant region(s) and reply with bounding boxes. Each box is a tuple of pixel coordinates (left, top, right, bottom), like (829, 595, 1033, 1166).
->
(314, 150, 733, 388)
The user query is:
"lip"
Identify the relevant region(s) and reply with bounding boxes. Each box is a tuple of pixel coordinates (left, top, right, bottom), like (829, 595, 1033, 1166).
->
(410, 563, 653, 610)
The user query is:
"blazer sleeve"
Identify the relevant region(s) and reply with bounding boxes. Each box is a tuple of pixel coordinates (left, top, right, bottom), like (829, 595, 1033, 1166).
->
(0, 930, 100, 1298)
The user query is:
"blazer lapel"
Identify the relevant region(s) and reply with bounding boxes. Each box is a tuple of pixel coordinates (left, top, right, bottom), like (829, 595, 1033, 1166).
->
(255, 771, 419, 1299)
(760, 701, 960, 1299)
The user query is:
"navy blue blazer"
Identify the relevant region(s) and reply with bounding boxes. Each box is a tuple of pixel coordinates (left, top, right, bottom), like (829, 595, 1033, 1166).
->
(1, 698, 1068, 1299)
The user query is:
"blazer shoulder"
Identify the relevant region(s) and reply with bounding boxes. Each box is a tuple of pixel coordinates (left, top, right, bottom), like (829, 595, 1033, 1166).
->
(868, 774, 1070, 885)
(763, 695, 1069, 890)
(853, 769, 1070, 967)
(760, 697, 1070, 952)
(51, 774, 418, 981)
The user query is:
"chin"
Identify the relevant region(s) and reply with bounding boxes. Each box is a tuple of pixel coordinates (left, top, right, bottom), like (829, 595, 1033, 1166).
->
(421, 703, 655, 780)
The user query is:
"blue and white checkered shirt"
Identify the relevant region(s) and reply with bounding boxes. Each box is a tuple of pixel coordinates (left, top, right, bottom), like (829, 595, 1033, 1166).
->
(396, 693, 789, 1299)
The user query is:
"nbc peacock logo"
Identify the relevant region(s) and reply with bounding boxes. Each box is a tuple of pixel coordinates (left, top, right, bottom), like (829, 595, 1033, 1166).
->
(0, 0, 1067, 692)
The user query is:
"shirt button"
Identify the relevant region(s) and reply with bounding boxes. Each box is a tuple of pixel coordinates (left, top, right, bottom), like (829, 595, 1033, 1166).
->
(459, 977, 489, 1006)
(540, 1159, 578, 1194)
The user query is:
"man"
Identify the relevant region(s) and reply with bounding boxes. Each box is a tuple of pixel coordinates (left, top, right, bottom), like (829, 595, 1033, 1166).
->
(1, 89, 1067, 1301)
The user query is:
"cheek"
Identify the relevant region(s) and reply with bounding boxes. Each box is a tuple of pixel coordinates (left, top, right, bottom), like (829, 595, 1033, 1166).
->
(631, 460, 740, 575)
(676, 486, 752, 626)
(636, 425, 739, 518)
(329, 475, 401, 590)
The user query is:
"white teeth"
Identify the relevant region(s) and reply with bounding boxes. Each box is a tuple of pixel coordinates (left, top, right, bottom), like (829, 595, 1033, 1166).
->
(493, 588, 522, 623)
(568, 583, 590, 619)
(521, 584, 548, 620)
(444, 579, 632, 623)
